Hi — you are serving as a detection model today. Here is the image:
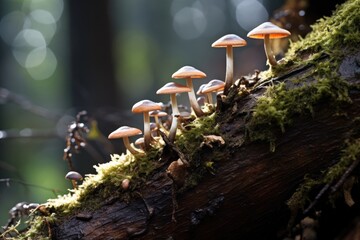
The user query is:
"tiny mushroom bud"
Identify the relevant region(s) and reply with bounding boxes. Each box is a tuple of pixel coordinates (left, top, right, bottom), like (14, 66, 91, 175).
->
(156, 82, 191, 142)
(121, 178, 130, 190)
(132, 100, 162, 150)
(65, 171, 83, 189)
(108, 126, 143, 155)
(134, 137, 145, 150)
(212, 34, 247, 95)
(202, 79, 225, 104)
(247, 22, 291, 66)
(172, 66, 206, 117)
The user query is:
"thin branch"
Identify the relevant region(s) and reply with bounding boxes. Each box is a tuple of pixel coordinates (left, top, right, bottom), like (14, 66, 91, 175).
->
(0, 178, 62, 196)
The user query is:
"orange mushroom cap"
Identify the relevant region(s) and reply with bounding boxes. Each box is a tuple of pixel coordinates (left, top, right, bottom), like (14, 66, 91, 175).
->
(108, 126, 142, 139)
(156, 82, 191, 95)
(247, 22, 291, 39)
(212, 34, 247, 48)
(171, 66, 206, 79)
(132, 100, 162, 113)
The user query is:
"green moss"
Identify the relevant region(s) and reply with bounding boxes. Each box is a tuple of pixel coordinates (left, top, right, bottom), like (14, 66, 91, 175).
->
(48, 146, 162, 214)
(176, 112, 219, 156)
(246, 0, 359, 150)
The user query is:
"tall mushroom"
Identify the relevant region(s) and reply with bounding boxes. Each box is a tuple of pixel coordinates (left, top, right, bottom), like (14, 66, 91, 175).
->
(212, 34, 247, 95)
(156, 82, 191, 142)
(132, 100, 162, 150)
(172, 66, 206, 117)
(108, 126, 143, 155)
(247, 22, 291, 66)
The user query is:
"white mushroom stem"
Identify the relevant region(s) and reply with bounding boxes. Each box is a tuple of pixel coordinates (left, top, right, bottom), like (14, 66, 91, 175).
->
(206, 93, 213, 104)
(143, 112, 152, 149)
(264, 34, 277, 66)
(169, 93, 180, 142)
(224, 45, 234, 95)
(123, 137, 142, 155)
(186, 78, 204, 117)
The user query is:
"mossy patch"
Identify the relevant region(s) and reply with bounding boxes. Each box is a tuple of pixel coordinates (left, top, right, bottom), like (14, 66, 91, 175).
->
(287, 136, 360, 213)
(245, 0, 360, 150)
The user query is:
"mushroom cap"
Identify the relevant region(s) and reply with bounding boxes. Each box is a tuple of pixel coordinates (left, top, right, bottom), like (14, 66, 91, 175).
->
(212, 34, 247, 48)
(134, 137, 145, 147)
(156, 82, 192, 95)
(197, 84, 207, 95)
(149, 110, 168, 117)
(202, 79, 225, 93)
(247, 22, 291, 39)
(108, 126, 142, 139)
(132, 100, 162, 113)
(171, 66, 207, 79)
(65, 171, 83, 181)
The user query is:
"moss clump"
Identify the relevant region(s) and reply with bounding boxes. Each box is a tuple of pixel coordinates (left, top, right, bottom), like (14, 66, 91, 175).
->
(248, 62, 352, 151)
(47, 145, 162, 216)
(176, 112, 219, 158)
(287, 137, 360, 212)
(246, 0, 360, 150)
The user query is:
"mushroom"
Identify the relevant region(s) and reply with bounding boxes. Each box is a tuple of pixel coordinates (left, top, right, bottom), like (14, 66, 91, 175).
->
(197, 84, 210, 104)
(132, 100, 162, 150)
(108, 126, 143, 155)
(156, 82, 191, 142)
(65, 171, 83, 189)
(212, 34, 247, 95)
(149, 110, 168, 131)
(201, 79, 225, 104)
(172, 66, 206, 117)
(134, 137, 145, 150)
(247, 22, 291, 66)
(121, 178, 130, 190)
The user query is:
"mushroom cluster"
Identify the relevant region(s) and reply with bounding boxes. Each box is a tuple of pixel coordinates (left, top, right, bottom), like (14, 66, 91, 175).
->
(107, 21, 291, 155)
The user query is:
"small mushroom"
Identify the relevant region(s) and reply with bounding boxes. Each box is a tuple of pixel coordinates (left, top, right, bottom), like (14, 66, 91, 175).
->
(212, 34, 247, 95)
(108, 126, 143, 155)
(197, 84, 210, 104)
(247, 22, 291, 66)
(149, 110, 168, 131)
(201, 79, 225, 104)
(134, 137, 145, 150)
(65, 171, 83, 189)
(121, 178, 130, 190)
(132, 100, 162, 149)
(156, 82, 191, 142)
(172, 66, 206, 117)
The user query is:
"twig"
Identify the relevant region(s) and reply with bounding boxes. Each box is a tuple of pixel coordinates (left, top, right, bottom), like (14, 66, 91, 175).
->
(331, 158, 360, 193)
(303, 183, 331, 215)
(0, 178, 61, 196)
(158, 130, 189, 167)
(0, 88, 60, 121)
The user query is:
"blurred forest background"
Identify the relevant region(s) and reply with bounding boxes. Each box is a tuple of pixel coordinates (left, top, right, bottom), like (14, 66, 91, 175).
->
(0, 0, 344, 226)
